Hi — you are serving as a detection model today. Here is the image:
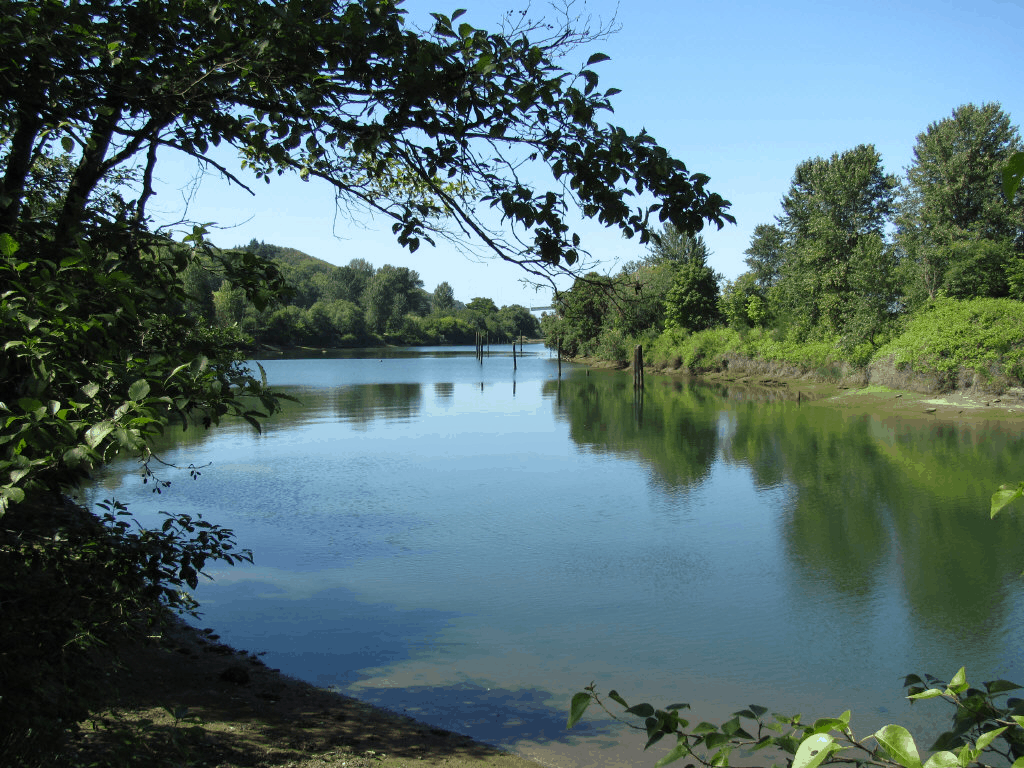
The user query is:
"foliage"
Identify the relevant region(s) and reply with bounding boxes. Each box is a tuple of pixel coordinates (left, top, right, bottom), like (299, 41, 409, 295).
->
(773, 144, 899, 344)
(744, 223, 786, 290)
(897, 103, 1024, 305)
(432, 281, 456, 313)
(872, 297, 1024, 388)
(720, 272, 770, 329)
(0, 229, 284, 509)
(664, 256, 722, 332)
(568, 668, 1024, 768)
(0, 496, 252, 762)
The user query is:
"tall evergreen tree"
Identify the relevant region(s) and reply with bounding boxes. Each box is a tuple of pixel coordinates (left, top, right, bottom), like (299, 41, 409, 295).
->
(897, 103, 1023, 303)
(774, 144, 898, 342)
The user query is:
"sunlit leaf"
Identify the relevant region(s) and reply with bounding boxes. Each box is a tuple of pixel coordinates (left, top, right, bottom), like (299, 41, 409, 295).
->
(908, 689, 944, 701)
(974, 727, 1007, 751)
(948, 668, 968, 693)
(793, 734, 835, 768)
(84, 420, 115, 449)
(923, 751, 960, 768)
(874, 724, 923, 768)
(654, 740, 690, 768)
(992, 485, 1024, 517)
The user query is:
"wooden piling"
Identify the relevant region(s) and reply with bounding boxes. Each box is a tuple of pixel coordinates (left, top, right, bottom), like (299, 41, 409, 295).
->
(513, 341, 517, 371)
(633, 345, 644, 390)
(557, 338, 562, 378)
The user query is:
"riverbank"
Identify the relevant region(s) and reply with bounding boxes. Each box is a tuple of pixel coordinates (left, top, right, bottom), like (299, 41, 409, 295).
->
(66, 619, 544, 768)
(571, 355, 1024, 422)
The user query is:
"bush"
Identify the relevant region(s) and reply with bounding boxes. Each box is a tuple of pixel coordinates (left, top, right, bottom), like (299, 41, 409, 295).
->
(0, 495, 251, 764)
(871, 298, 1024, 390)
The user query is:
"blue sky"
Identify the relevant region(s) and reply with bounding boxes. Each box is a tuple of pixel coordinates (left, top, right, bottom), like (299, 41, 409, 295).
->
(151, 0, 1024, 309)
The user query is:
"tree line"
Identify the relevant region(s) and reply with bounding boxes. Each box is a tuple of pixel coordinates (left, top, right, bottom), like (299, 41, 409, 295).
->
(187, 240, 542, 347)
(547, 102, 1024, 378)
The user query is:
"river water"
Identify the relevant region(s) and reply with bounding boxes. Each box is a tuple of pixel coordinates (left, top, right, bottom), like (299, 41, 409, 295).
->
(86, 345, 1024, 768)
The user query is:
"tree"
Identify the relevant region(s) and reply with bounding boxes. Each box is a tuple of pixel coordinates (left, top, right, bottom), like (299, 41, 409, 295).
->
(467, 296, 499, 315)
(552, 273, 615, 356)
(897, 103, 1024, 304)
(664, 256, 722, 332)
(773, 144, 899, 343)
(363, 264, 410, 335)
(497, 304, 541, 339)
(0, 2, 735, 755)
(744, 223, 786, 290)
(432, 281, 456, 313)
(648, 223, 713, 267)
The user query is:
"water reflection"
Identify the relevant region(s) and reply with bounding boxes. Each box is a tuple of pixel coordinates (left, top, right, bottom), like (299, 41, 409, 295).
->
(552, 370, 1024, 667)
(334, 383, 422, 425)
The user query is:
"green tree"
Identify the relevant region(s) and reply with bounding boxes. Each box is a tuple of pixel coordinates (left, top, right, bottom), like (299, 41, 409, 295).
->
(497, 304, 541, 339)
(467, 296, 499, 315)
(664, 256, 722, 332)
(744, 223, 786, 291)
(774, 144, 899, 343)
(720, 271, 769, 329)
(552, 273, 615, 356)
(432, 281, 456, 313)
(897, 103, 1023, 304)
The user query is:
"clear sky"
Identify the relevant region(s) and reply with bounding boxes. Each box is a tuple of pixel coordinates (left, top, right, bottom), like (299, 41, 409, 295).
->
(149, 0, 1024, 310)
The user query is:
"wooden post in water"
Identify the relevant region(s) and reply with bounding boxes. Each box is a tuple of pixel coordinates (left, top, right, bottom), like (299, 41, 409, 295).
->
(557, 337, 562, 378)
(633, 345, 644, 390)
(513, 341, 517, 371)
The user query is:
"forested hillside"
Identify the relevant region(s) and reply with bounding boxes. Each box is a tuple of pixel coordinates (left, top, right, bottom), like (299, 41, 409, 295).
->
(546, 103, 1024, 392)
(186, 240, 542, 347)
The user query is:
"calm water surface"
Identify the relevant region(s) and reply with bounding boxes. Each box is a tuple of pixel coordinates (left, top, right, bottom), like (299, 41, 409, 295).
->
(88, 346, 1024, 768)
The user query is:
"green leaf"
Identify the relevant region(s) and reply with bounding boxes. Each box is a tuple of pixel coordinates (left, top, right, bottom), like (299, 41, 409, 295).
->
(811, 717, 850, 733)
(586, 52, 611, 66)
(128, 378, 151, 401)
(908, 689, 944, 700)
(0, 233, 19, 257)
(81, 382, 100, 399)
(992, 485, 1024, 517)
(710, 746, 733, 767)
(567, 692, 590, 729)
(1003, 152, 1024, 201)
(984, 679, 1021, 695)
(1011, 756, 1024, 768)
(793, 734, 835, 768)
(608, 691, 629, 708)
(1011, 715, 1024, 728)
(974, 727, 1007, 751)
(948, 668, 968, 693)
(85, 420, 116, 449)
(874, 724, 923, 768)
(923, 752, 960, 768)
(654, 740, 690, 768)
(1, 485, 26, 504)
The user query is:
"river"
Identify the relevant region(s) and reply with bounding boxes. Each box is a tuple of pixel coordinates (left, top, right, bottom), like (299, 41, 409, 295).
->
(86, 345, 1024, 768)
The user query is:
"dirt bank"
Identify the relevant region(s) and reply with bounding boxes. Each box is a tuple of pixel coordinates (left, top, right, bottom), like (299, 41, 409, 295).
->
(568, 355, 1024, 422)
(67, 620, 544, 768)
